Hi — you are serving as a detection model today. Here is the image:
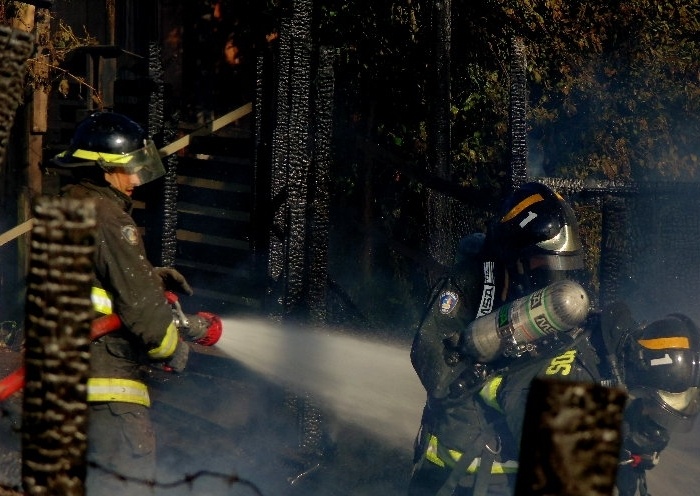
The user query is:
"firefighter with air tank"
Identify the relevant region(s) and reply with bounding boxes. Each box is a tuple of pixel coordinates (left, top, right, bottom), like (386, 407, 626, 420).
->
(408, 182, 700, 496)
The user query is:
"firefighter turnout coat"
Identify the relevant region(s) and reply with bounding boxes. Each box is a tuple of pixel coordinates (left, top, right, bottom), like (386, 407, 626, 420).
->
(63, 180, 180, 407)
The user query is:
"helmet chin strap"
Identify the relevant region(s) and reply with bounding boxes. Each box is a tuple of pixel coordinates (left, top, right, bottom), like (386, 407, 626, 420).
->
(96, 157, 111, 173)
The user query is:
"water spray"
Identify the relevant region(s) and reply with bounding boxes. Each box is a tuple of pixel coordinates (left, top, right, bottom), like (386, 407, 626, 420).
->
(211, 317, 425, 450)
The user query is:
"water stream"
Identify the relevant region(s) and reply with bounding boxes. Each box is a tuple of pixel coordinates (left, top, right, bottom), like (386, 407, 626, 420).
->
(214, 317, 426, 450)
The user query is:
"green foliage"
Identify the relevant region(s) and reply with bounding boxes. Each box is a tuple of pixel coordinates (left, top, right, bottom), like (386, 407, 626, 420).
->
(316, 0, 429, 152)
(490, 0, 700, 181)
(301, 0, 700, 327)
(317, 0, 700, 183)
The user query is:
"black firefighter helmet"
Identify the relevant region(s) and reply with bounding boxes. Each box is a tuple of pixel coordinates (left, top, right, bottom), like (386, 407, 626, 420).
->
(52, 111, 165, 185)
(485, 182, 584, 296)
(623, 313, 700, 433)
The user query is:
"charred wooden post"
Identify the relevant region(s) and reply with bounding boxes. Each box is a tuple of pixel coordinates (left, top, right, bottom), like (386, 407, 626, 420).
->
(265, 0, 337, 479)
(599, 195, 632, 305)
(147, 41, 179, 268)
(0, 21, 35, 170)
(509, 36, 528, 191)
(514, 378, 626, 496)
(267, 0, 314, 320)
(307, 46, 334, 325)
(22, 197, 96, 496)
(0, 25, 35, 321)
(425, 0, 455, 272)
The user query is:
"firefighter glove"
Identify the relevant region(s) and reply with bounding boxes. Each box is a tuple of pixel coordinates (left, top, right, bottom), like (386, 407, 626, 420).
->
(155, 266, 194, 296)
(166, 341, 190, 373)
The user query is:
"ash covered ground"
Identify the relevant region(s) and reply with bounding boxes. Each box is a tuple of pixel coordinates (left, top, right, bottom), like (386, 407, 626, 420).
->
(148, 340, 700, 496)
(2, 332, 700, 495)
(149, 346, 417, 496)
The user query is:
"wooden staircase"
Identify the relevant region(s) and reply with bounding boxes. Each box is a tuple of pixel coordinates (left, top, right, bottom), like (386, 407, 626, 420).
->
(168, 120, 264, 316)
(132, 113, 265, 317)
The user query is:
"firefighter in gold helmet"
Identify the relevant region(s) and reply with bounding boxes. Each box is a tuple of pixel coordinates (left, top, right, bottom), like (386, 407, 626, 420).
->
(52, 111, 211, 495)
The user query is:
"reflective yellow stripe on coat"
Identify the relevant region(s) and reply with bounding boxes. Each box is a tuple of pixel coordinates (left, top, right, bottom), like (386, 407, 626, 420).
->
(91, 286, 113, 315)
(479, 376, 504, 412)
(91, 286, 178, 360)
(147, 321, 179, 360)
(425, 435, 518, 474)
(87, 378, 151, 407)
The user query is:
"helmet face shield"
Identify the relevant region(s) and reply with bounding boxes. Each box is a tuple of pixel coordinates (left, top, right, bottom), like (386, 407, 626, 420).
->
(624, 314, 700, 432)
(633, 387, 700, 433)
(97, 141, 166, 185)
(54, 140, 166, 186)
(528, 248, 584, 273)
(50, 112, 165, 187)
(535, 224, 584, 270)
(658, 387, 700, 413)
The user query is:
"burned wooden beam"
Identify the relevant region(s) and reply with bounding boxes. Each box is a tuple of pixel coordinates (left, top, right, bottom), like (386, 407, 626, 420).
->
(515, 378, 626, 496)
(22, 196, 96, 496)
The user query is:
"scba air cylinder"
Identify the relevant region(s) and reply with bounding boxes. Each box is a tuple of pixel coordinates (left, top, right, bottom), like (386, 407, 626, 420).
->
(462, 279, 590, 362)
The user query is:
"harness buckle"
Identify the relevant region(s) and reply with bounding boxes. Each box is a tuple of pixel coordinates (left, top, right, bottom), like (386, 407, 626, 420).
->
(485, 436, 501, 455)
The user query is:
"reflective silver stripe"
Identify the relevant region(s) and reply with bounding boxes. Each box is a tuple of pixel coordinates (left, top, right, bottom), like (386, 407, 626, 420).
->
(87, 378, 150, 407)
(91, 287, 113, 315)
(147, 321, 179, 360)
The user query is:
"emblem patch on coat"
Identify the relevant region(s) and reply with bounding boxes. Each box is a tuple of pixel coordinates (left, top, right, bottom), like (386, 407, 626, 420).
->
(121, 225, 139, 245)
(439, 291, 459, 314)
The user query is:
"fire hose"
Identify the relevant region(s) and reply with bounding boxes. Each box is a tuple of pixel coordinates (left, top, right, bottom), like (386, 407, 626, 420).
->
(0, 291, 222, 401)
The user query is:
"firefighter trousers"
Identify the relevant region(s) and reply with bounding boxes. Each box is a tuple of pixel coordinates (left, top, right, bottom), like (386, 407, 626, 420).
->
(86, 402, 156, 496)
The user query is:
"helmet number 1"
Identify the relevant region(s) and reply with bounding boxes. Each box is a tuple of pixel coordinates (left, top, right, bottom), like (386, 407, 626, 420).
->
(650, 353, 673, 367)
(519, 211, 538, 228)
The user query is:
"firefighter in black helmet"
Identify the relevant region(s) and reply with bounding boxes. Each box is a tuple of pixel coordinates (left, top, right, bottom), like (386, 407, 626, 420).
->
(614, 313, 700, 495)
(52, 111, 206, 495)
(409, 182, 587, 496)
(483, 181, 585, 298)
(410, 182, 586, 398)
(490, 308, 700, 496)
